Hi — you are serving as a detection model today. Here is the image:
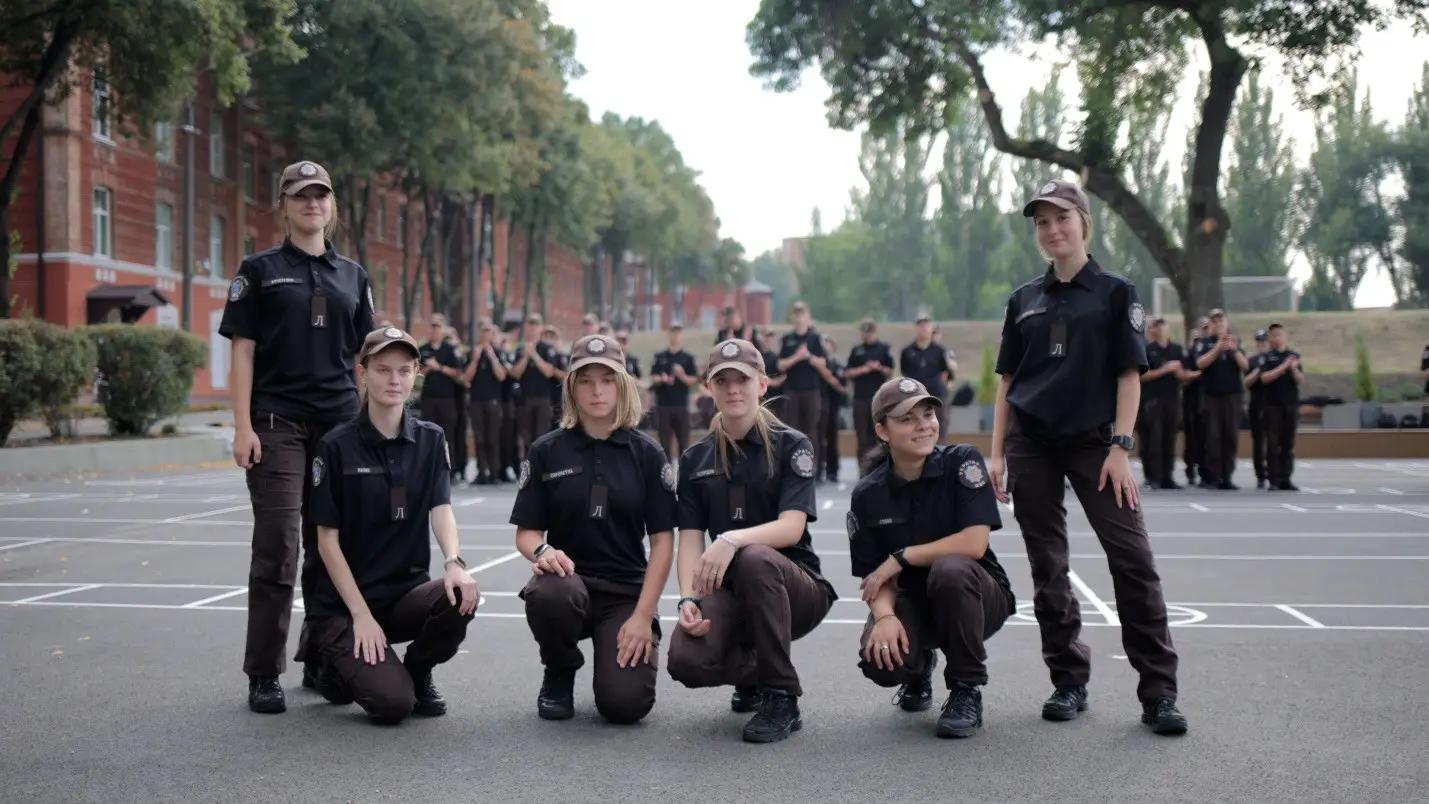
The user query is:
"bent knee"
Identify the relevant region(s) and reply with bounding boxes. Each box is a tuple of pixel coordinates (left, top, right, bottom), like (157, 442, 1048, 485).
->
(523, 574, 584, 613)
(363, 692, 415, 724)
(928, 554, 980, 586)
(666, 642, 719, 688)
(595, 688, 654, 725)
(734, 543, 783, 576)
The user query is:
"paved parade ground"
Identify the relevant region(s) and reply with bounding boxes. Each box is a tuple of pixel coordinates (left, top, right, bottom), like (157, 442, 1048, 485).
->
(2, 457, 1428, 802)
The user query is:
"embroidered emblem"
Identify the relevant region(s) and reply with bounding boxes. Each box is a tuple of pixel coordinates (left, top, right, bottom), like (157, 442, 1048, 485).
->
(366, 286, 375, 311)
(791, 448, 815, 478)
(228, 276, 248, 302)
(1129, 302, 1146, 333)
(299, 162, 318, 177)
(384, 326, 402, 339)
(588, 338, 607, 354)
(661, 463, 677, 492)
(518, 460, 531, 489)
(959, 459, 988, 489)
(721, 341, 739, 359)
(898, 378, 918, 394)
(311, 457, 324, 488)
(846, 511, 859, 540)
(1040, 181, 1058, 195)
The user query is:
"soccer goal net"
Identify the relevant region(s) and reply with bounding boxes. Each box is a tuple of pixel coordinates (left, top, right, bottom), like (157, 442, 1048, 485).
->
(1151, 276, 1298, 318)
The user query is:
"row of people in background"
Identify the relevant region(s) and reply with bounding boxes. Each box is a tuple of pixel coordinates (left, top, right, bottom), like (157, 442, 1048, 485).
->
(1139, 309, 1303, 492)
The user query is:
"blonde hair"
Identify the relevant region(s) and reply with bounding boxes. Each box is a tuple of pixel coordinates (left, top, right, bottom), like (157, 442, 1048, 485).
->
(560, 364, 644, 430)
(711, 403, 784, 479)
(278, 192, 341, 240)
(1033, 207, 1093, 262)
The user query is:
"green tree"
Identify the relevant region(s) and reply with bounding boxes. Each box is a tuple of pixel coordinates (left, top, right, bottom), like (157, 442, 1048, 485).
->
(749, 249, 798, 319)
(1224, 68, 1299, 277)
(1004, 69, 1068, 278)
(0, 0, 298, 317)
(848, 122, 933, 320)
(936, 101, 1005, 319)
(1391, 63, 1429, 307)
(747, 0, 1427, 324)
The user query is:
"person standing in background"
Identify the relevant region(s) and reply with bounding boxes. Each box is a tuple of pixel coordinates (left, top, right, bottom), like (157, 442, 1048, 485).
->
(418, 314, 463, 483)
(758, 327, 786, 419)
(1138, 317, 1194, 489)
(543, 325, 570, 428)
(778, 301, 828, 469)
(1181, 317, 1209, 487)
(845, 318, 895, 473)
(1192, 309, 1248, 490)
(651, 323, 699, 461)
(498, 326, 520, 483)
(717, 304, 755, 344)
(463, 319, 508, 486)
(1245, 330, 1271, 488)
(818, 334, 847, 484)
(511, 314, 560, 457)
(900, 316, 952, 436)
(1245, 323, 1303, 491)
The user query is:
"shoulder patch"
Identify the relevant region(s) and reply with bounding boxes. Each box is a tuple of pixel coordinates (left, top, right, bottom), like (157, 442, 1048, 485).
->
(845, 510, 859, 541)
(518, 459, 531, 490)
(791, 447, 816, 479)
(441, 436, 450, 469)
(311, 456, 324, 488)
(958, 459, 987, 489)
(228, 276, 249, 302)
(1129, 302, 1146, 333)
(661, 463, 677, 493)
(366, 285, 375, 312)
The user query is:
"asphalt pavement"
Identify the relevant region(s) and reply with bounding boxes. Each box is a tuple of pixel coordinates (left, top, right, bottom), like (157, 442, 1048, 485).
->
(2, 457, 1428, 803)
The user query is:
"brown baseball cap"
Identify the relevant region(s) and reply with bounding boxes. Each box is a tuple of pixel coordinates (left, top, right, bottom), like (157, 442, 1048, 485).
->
(280, 160, 333, 196)
(859, 318, 877, 333)
(360, 326, 420, 361)
(706, 338, 765, 380)
(568, 334, 627, 375)
(1022, 178, 1090, 217)
(790, 301, 809, 314)
(871, 377, 940, 422)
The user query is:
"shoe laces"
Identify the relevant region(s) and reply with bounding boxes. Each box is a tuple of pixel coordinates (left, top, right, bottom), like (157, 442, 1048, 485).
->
(943, 685, 979, 719)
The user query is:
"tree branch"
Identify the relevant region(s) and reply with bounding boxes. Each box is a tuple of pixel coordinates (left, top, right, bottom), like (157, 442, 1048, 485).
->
(1184, 7, 1247, 233)
(0, 14, 82, 194)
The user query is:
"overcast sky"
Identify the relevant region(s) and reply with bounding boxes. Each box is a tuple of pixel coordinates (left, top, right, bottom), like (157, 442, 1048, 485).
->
(546, 0, 1426, 308)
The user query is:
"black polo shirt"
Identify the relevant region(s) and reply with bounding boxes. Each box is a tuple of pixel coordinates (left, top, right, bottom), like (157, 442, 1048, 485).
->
(625, 355, 642, 379)
(848, 444, 1014, 611)
(510, 426, 677, 587)
(996, 259, 1146, 440)
(502, 347, 520, 403)
(779, 328, 826, 391)
(717, 325, 754, 343)
(469, 347, 506, 402)
(676, 424, 837, 602)
(418, 340, 461, 400)
(1245, 353, 1266, 406)
(824, 356, 846, 407)
(1257, 349, 1302, 406)
(762, 350, 781, 380)
(516, 341, 555, 399)
(1144, 341, 1184, 400)
(218, 240, 376, 422)
(899, 341, 951, 400)
(652, 349, 698, 408)
(1192, 337, 1245, 396)
(547, 349, 569, 399)
(846, 340, 894, 400)
(307, 410, 451, 618)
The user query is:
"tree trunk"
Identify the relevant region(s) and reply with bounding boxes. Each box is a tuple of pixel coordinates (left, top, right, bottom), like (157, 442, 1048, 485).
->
(344, 178, 371, 269)
(521, 213, 538, 316)
(537, 219, 550, 318)
(420, 192, 440, 317)
(496, 217, 517, 324)
(400, 198, 413, 328)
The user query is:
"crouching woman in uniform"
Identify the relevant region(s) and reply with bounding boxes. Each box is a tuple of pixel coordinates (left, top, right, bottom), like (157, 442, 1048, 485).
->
(510, 334, 676, 725)
(667, 339, 837, 744)
(849, 378, 1015, 739)
(308, 327, 478, 724)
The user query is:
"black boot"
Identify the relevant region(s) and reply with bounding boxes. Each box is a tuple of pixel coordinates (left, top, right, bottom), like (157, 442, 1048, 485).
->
(936, 682, 983, 739)
(301, 662, 318, 689)
(409, 665, 447, 717)
(316, 660, 353, 705)
(248, 676, 286, 714)
(893, 652, 937, 713)
(730, 685, 761, 714)
(537, 667, 576, 720)
(742, 688, 802, 744)
(1141, 698, 1189, 735)
(1041, 684, 1088, 721)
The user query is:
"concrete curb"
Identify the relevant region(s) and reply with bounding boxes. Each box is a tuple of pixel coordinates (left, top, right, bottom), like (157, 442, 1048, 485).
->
(0, 429, 234, 481)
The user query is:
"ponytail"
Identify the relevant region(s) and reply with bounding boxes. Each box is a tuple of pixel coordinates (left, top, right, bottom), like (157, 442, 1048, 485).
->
(860, 440, 891, 477)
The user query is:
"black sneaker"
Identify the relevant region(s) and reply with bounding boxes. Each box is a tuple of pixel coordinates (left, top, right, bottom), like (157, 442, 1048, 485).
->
(301, 662, 318, 689)
(1256, 478, 1266, 489)
(537, 667, 576, 720)
(936, 682, 983, 739)
(1159, 480, 1182, 490)
(316, 660, 353, 705)
(1141, 698, 1188, 735)
(1041, 684, 1088, 721)
(742, 688, 802, 743)
(408, 665, 447, 717)
(893, 652, 937, 713)
(248, 676, 286, 714)
(1277, 481, 1299, 492)
(1218, 481, 1239, 491)
(731, 685, 761, 714)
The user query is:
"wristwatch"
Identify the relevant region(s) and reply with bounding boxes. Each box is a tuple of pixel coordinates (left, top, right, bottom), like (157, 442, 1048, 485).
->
(443, 555, 466, 570)
(891, 548, 912, 570)
(1110, 433, 1136, 452)
(532, 543, 551, 560)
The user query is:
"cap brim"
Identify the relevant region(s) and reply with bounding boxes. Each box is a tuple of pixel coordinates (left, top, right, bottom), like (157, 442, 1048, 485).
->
(363, 340, 419, 361)
(880, 393, 940, 421)
(569, 356, 627, 375)
(1022, 196, 1078, 217)
(707, 361, 761, 381)
(284, 178, 333, 196)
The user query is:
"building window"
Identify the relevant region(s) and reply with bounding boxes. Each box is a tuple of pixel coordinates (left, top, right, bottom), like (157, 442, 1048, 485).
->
(154, 121, 175, 163)
(271, 170, 282, 205)
(155, 202, 174, 270)
(396, 203, 407, 250)
(371, 265, 388, 312)
(244, 234, 256, 256)
(210, 215, 226, 278)
(208, 110, 224, 177)
(241, 146, 255, 200)
(376, 193, 387, 242)
(92, 187, 112, 257)
(92, 72, 112, 141)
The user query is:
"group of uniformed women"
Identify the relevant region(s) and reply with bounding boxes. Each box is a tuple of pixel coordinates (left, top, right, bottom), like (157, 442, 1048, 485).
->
(224, 165, 1187, 738)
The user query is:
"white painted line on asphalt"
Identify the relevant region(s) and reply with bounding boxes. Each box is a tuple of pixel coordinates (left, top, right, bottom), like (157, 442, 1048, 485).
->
(465, 550, 523, 576)
(1377, 487, 1406, 496)
(0, 493, 79, 508)
(183, 588, 249, 608)
(457, 497, 487, 507)
(1068, 570, 1119, 626)
(1189, 503, 1209, 512)
(1281, 503, 1307, 513)
(821, 500, 832, 511)
(1300, 487, 1322, 495)
(161, 504, 252, 523)
(1377, 504, 1429, 521)
(0, 538, 51, 552)
(12, 584, 101, 604)
(1275, 604, 1327, 628)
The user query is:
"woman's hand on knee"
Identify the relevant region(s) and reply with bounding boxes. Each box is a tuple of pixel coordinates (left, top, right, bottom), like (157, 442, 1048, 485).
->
(531, 548, 575, 577)
(862, 615, 909, 672)
(443, 565, 478, 615)
(615, 615, 656, 668)
(352, 614, 387, 666)
(693, 539, 737, 595)
(677, 599, 710, 638)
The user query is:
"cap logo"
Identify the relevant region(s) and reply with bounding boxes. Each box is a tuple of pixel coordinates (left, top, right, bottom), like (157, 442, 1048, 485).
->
(384, 327, 402, 339)
(1040, 181, 1058, 195)
(898, 378, 918, 394)
(299, 162, 318, 177)
(228, 276, 248, 302)
(721, 341, 739, 359)
(1129, 302, 1146, 333)
(587, 338, 607, 354)
(959, 459, 987, 489)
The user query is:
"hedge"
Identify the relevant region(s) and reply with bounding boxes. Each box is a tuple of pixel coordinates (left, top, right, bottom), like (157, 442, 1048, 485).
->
(85, 325, 207, 435)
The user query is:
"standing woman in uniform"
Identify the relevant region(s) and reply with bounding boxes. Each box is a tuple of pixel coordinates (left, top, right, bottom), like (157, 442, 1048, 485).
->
(849, 378, 1015, 738)
(667, 339, 836, 744)
(220, 160, 375, 714)
(509, 335, 676, 725)
(308, 327, 478, 724)
(988, 179, 1187, 735)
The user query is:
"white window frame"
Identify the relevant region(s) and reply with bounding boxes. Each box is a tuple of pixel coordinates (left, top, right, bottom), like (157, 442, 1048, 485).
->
(154, 121, 175, 163)
(210, 214, 226, 278)
(208, 110, 224, 177)
(155, 202, 174, 270)
(241, 146, 255, 200)
(92, 187, 112, 257)
(92, 72, 112, 141)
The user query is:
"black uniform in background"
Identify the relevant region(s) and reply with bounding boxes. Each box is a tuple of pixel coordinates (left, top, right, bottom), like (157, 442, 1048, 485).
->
(516, 341, 557, 451)
(1246, 351, 1268, 485)
(418, 339, 461, 473)
(820, 355, 846, 482)
(846, 339, 895, 471)
(1192, 336, 1245, 486)
(467, 346, 507, 482)
(651, 348, 698, 461)
(1180, 347, 1203, 485)
(1257, 349, 1302, 487)
(1139, 341, 1183, 487)
(500, 344, 520, 478)
(779, 328, 828, 469)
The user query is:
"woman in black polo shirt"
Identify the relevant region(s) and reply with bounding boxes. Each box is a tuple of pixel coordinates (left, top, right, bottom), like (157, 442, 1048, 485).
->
(987, 179, 1186, 735)
(667, 339, 836, 745)
(509, 334, 676, 725)
(218, 160, 376, 714)
(308, 327, 478, 724)
(849, 378, 1014, 739)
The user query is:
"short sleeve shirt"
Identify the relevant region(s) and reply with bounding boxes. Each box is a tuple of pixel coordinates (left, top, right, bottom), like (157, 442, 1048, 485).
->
(218, 240, 376, 422)
(1257, 349, 1302, 406)
(1144, 341, 1184, 400)
(652, 349, 698, 407)
(847, 444, 1014, 611)
(1193, 337, 1246, 396)
(307, 412, 451, 618)
(469, 347, 507, 402)
(899, 342, 950, 399)
(779, 329, 827, 391)
(418, 341, 462, 400)
(509, 427, 676, 587)
(846, 340, 894, 400)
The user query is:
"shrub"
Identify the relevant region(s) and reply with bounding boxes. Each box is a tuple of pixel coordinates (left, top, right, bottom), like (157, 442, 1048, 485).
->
(26, 321, 98, 438)
(1353, 335, 1377, 402)
(0, 320, 42, 446)
(976, 342, 999, 405)
(84, 325, 207, 435)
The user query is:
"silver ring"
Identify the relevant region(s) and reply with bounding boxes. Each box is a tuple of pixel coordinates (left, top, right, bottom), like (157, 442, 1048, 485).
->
(879, 643, 889, 651)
